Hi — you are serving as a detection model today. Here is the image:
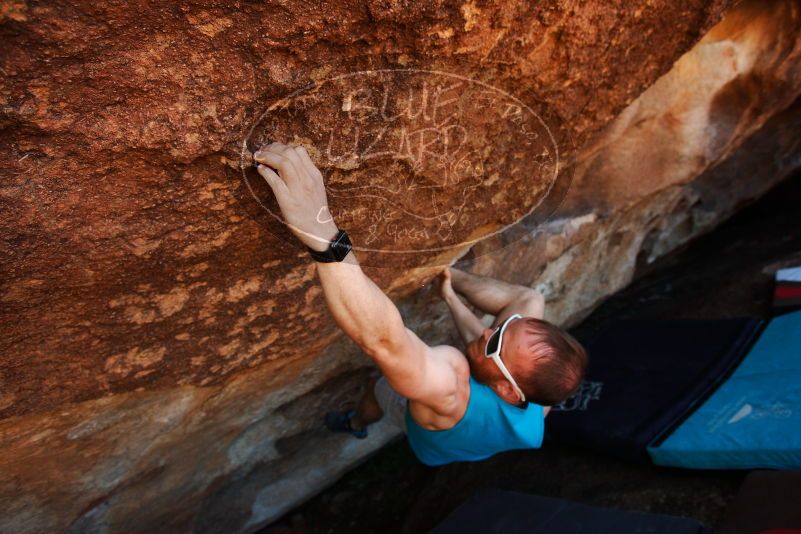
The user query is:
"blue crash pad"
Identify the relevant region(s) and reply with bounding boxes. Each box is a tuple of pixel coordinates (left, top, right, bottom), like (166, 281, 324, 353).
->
(648, 309, 801, 469)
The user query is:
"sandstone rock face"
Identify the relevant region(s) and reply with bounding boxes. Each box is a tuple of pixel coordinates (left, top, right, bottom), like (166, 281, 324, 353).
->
(470, 0, 801, 327)
(1, 0, 730, 419)
(1, 0, 799, 532)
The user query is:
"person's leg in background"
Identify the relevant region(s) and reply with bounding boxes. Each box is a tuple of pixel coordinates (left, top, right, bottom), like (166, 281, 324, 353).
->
(325, 375, 384, 439)
(325, 374, 409, 438)
(350, 375, 384, 431)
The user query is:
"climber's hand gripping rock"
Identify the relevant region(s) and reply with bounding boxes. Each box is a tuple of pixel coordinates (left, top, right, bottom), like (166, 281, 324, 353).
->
(253, 142, 339, 252)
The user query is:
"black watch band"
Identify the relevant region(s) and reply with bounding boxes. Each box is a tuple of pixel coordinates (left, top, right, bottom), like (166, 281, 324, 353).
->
(307, 229, 352, 262)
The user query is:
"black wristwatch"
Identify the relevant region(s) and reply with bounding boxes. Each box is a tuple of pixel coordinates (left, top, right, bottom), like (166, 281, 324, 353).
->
(307, 229, 352, 262)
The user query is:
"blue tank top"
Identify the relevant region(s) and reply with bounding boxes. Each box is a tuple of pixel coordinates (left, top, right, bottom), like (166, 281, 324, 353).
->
(404, 375, 545, 466)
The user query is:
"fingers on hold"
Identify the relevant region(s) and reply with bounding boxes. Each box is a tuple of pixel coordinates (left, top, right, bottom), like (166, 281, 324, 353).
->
(278, 145, 306, 173)
(295, 146, 314, 163)
(257, 151, 292, 174)
(258, 142, 293, 157)
(257, 164, 285, 191)
(257, 150, 285, 162)
(254, 143, 276, 158)
(266, 142, 286, 152)
(253, 150, 272, 163)
(294, 146, 322, 177)
(260, 143, 321, 179)
(256, 163, 274, 179)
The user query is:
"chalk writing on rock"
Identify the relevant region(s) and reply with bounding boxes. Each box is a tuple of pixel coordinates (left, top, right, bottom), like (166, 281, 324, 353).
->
(241, 69, 562, 260)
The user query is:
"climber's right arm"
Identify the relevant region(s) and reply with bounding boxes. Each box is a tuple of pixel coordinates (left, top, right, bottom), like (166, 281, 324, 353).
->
(253, 142, 461, 414)
(314, 257, 462, 413)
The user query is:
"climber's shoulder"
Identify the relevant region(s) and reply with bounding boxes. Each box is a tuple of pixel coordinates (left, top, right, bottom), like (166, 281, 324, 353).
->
(427, 344, 470, 385)
(407, 345, 470, 430)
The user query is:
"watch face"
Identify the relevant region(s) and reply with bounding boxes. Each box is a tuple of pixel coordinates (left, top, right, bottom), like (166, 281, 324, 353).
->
(331, 231, 352, 260)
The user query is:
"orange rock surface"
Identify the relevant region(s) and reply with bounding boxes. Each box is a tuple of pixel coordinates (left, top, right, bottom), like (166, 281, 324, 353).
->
(2, 0, 800, 531)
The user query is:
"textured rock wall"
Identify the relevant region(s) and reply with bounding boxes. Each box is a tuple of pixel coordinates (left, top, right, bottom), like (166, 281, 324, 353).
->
(469, 0, 801, 326)
(1, 0, 800, 532)
(1, 0, 730, 419)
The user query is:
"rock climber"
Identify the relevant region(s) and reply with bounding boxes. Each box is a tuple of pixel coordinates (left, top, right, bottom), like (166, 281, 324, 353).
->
(253, 142, 588, 466)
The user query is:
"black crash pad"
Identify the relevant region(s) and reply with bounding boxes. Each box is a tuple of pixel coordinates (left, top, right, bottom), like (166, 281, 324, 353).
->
(432, 488, 709, 534)
(546, 317, 763, 462)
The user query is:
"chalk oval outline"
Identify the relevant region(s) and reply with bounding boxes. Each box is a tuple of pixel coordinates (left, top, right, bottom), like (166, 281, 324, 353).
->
(240, 68, 564, 254)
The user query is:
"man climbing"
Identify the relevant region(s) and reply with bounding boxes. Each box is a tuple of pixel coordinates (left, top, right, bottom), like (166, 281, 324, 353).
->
(254, 142, 588, 466)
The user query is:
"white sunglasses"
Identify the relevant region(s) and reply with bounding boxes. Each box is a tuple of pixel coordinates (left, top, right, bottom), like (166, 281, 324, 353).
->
(484, 313, 526, 403)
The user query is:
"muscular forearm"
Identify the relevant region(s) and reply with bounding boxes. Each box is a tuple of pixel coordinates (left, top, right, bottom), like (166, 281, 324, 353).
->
(315, 249, 405, 356)
(450, 268, 540, 316)
(253, 142, 412, 367)
(443, 288, 485, 346)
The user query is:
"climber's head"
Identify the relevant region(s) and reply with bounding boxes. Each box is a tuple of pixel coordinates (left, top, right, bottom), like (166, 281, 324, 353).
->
(466, 316, 587, 407)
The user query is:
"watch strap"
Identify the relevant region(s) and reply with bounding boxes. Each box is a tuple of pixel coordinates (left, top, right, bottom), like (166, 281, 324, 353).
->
(307, 229, 352, 262)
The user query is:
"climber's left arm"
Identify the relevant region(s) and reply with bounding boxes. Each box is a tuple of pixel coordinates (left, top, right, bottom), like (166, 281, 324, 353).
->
(253, 143, 460, 409)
